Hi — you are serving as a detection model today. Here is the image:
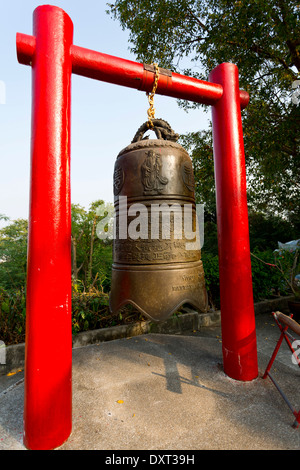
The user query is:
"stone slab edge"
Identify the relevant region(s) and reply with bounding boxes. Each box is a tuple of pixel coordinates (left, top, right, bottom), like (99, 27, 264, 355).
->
(0, 295, 294, 376)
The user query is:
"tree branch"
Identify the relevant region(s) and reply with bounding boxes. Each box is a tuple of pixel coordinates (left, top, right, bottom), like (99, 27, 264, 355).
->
(186, 6, 206, 30)
(286, 39, 300, 72)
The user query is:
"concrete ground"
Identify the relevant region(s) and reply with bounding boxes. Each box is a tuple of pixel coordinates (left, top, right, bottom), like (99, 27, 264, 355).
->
(0, 312, 299, 451)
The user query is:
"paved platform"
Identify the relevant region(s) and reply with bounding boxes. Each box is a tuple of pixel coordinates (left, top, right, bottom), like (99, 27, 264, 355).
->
(0, 313, 299, 450)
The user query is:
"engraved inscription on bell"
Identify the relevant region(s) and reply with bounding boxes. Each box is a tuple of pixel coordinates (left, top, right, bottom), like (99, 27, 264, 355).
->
(181, 161, 195, 192)
(109, 119, 208, 322)
(141, 150, 168, 195)
(113, 164, 124, 195)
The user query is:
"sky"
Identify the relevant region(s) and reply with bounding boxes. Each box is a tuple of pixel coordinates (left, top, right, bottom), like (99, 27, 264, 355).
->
(0, 0, 210, 228)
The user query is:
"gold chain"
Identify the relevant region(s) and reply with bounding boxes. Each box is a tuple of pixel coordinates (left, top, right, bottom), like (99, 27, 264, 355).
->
(147, 63, 159, 128)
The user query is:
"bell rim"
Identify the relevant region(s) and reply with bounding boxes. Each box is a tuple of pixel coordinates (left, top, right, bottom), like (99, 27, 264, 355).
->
(109, 296, 208, 323)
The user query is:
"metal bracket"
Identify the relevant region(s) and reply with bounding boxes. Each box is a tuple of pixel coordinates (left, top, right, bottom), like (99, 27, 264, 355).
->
(143, 63, 172, 77)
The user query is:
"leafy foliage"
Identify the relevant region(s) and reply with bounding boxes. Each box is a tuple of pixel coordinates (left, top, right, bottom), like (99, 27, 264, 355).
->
(201, 247, 288, 309)
(108, 0, 300, 227)
(273, 245, 300, 299)
(180, 131, 216, 220)
(71, 293, 145, 335)
(0, 199, 298, 344)
(248, 211, 298, 251)
(71, 200, 113, 293)
(0, 204, 116, 344)
(0, 288, 26, 345)
(201, 252, 220, 308)
(250, 249, 287, 301)
(0, 218, 28, 291)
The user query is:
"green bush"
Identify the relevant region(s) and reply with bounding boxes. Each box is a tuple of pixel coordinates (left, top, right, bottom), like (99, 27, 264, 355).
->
(202, 249, 289, 309)
(201, 252, 220, 309)
(71, 291, 110, 335)
(0, 288, 26, 345)
(250, 249, 288, 301)
(72, 293, 145, 335)
(0, 286, 145, 345)
(0, 248, 292, 346)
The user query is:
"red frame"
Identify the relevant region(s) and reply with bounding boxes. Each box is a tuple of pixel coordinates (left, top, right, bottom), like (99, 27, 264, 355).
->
(16, 5, 258, 449)
(263, 312, 300, 429)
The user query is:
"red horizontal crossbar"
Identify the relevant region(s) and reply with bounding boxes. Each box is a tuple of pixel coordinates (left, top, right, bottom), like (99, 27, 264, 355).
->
(16, 32, 249, 109)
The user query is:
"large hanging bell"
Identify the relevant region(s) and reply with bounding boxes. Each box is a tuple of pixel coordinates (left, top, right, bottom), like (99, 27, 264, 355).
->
(109, 119, 207, 322)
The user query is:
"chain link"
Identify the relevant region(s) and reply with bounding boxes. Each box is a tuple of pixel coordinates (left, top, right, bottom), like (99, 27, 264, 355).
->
(147, 63, 159, 128)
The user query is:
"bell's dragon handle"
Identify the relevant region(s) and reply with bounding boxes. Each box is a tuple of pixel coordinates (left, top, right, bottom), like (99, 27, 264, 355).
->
(131, 119, 179, 143)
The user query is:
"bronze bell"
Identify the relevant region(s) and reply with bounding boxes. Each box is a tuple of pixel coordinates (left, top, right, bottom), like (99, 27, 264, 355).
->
(109, 119, 208, 322)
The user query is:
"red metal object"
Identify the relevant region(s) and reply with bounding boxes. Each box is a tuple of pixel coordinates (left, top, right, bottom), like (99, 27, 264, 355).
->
(22, 5, 73, 450)
(16, 4, 258, 450)
(17, 34, 249, 109)
(209, 63, 258, 381)
(263, 312, 300, 429)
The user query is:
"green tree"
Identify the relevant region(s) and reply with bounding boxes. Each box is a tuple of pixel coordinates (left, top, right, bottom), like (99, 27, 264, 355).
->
(248, 210, 298, 251)
(71, 201, 113, 292)
(0, 203, 114, 294)
(108, 0, 300, 228)
(0, 218, 28, 291)
(180, 130, 216, 221)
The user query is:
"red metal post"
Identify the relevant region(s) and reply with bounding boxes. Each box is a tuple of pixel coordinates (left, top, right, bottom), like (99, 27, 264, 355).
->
(17, 33, 249, 109)
(294, 410, 300, 429)
(262, 326, 288, 379)
(22, 5, 73, 450)
(209, 63, 258, 381)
